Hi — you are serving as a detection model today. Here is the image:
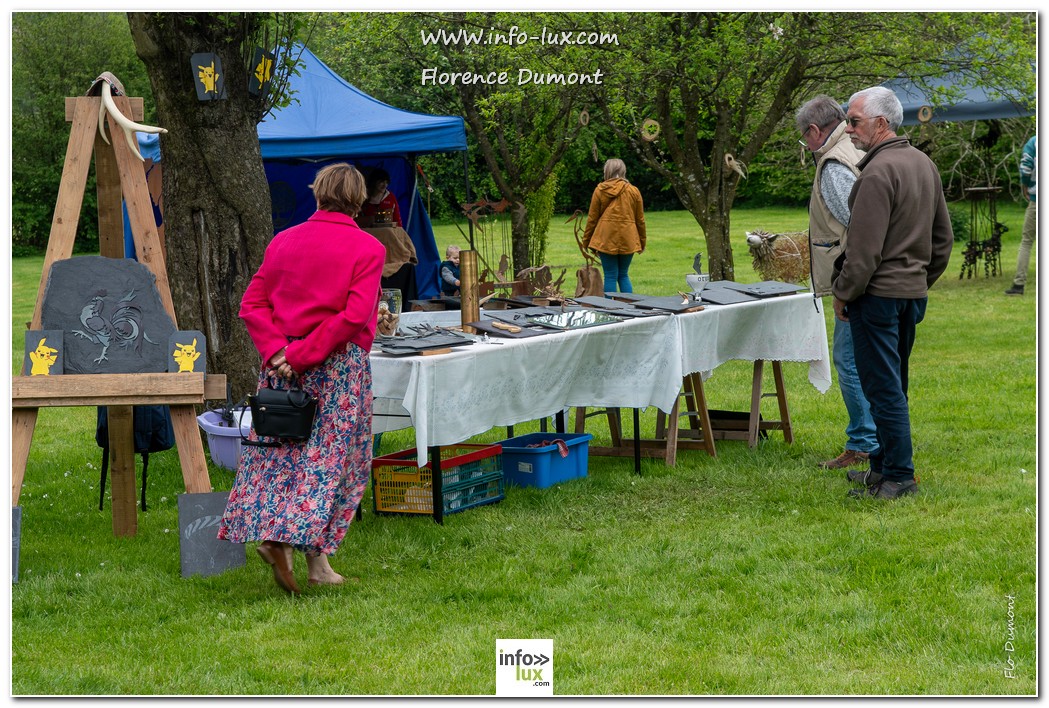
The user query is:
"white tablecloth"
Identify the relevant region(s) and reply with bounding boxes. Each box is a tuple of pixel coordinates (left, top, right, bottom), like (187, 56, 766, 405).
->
(371, 293, 829, 463)
(676, 293, 832, 392)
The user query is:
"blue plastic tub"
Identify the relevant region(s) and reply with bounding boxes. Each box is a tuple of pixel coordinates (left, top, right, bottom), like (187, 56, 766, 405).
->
(500, 432, 593, 488)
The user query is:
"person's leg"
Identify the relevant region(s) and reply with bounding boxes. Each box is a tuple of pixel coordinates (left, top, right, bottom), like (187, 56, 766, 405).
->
(1011, 200, 1037, 288)
(616, 254, 634, 293)
(599, 252, 620, 293)
(848, 295, 915, 483)
(833, 316, 878, 454)
(306, 553, 345, 586)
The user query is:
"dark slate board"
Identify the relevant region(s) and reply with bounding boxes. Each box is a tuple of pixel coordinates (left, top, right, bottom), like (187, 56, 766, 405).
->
(705, 280, 806, 298)
(631, 295, 706, 313)
(466, 320, 553, 339)
(178, 492, 245, 579)
(41, 257, 176, 375)
(697, 288, 759, 305)
(169, 331, 206, 373)
(379, 332, 475, 355)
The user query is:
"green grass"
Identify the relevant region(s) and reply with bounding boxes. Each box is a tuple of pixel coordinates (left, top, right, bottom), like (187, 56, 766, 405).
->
(10, 205, 1035, 695)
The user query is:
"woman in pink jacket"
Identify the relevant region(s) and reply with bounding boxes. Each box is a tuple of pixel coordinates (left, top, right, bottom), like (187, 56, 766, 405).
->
(219, 163, 385, 595)
(582, 158, 647, 293)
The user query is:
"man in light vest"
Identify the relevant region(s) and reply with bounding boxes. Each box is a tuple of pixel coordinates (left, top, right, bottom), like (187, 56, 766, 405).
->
(796, 95, 878, 472)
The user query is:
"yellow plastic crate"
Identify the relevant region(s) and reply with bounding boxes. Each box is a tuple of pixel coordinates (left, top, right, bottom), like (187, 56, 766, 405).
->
(372, 444, 504, 515)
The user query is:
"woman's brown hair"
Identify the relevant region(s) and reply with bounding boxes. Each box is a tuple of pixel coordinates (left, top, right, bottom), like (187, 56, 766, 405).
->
(311, 162, 367, 216)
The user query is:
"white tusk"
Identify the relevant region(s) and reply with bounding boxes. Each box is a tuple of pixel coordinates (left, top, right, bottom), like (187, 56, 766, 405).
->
(101, 81, 167, 161)
(98, 100, 111, 146)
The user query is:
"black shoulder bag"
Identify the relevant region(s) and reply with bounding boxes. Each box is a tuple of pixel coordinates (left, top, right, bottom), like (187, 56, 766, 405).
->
(240, 378, 318, 448)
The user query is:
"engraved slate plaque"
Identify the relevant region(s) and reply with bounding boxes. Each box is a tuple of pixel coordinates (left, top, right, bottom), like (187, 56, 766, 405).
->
(40, 257, 176, 374)
(13, 506, 21, 584)
(23, 330, 64, 376)
(178, 492, 244, 579)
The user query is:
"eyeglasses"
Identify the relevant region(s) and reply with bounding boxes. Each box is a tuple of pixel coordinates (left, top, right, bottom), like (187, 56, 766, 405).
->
(797, 125, 813, 146)
(846, 116, 878, 128)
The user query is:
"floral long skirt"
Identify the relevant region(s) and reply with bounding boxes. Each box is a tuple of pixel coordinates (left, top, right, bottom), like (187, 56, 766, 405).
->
(217, 344, 373, 557)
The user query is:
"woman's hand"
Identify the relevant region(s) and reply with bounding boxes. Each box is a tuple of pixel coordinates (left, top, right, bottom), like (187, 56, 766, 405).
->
(267, 347, 297, 380)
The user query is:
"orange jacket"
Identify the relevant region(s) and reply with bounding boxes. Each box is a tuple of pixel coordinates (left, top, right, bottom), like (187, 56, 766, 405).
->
(582, 179, 646, 255)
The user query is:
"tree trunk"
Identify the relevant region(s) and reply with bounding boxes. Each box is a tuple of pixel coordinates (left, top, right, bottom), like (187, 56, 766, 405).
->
(127, 13, 272, 399)
(510, 201, 531, 275)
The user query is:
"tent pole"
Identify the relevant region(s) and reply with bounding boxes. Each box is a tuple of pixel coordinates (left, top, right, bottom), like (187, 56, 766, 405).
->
(462, 150, 475, 250)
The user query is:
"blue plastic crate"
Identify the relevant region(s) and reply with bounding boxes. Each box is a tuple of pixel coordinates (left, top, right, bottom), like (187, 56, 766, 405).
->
(500, 433, 593, 488)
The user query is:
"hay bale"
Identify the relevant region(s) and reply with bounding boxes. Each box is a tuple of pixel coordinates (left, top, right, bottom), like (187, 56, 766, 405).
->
(745, 230, 810, 284)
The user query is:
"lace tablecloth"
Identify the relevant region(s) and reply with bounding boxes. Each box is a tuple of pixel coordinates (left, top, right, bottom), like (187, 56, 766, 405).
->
(371, 293, 829, 463)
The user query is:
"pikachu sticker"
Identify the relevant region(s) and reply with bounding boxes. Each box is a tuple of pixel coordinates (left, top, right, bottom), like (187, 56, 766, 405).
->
(190, 53, 226, 101)
(172, 339, 201, 373)
(29, 337, 59, 376)
(169, 331, 206, 373)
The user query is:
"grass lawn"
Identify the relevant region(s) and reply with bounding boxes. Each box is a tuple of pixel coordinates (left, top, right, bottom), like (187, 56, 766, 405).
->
(9, 204, 1036, 695)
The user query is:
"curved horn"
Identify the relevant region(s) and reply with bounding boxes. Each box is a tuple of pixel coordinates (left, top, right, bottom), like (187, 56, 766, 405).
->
(101, 81, 167, 161)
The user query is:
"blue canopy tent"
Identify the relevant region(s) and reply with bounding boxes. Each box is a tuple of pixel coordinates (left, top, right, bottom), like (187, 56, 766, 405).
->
(125, 45, 468, 299)
(883, 73, 1035, 126)
(259, 45, 468, 299)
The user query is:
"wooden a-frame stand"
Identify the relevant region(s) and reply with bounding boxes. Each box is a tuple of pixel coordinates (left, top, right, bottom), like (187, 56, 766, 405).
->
(11, 93, 225, 537)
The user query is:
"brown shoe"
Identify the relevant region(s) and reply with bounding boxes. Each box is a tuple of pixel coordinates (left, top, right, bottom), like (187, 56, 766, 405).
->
(257, 541, 301, 595)
(819, 449, 870, 469)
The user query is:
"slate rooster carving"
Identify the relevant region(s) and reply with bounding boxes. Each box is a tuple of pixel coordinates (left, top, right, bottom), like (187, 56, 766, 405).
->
(72, 289, 157, 364)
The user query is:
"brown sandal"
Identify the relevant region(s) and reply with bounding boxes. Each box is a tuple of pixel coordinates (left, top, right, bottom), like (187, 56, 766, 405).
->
(256, 541, 301, 595)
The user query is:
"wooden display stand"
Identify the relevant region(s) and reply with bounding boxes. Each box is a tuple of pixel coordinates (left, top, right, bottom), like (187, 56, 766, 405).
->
(578, 360, 794, 468)
(11, 93, 225, 537)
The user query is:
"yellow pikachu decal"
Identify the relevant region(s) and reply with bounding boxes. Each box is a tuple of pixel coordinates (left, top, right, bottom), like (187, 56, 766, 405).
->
(198, 62, 220, 95)
(29, 337, 59, 376)
(172, 338, 201, 373)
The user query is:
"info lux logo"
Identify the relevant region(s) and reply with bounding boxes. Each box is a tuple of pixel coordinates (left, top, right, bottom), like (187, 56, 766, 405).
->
(495, 639, 553, 696)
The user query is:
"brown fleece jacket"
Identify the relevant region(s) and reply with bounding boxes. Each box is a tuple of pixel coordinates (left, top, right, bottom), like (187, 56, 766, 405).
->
(832, 136, 954, 303)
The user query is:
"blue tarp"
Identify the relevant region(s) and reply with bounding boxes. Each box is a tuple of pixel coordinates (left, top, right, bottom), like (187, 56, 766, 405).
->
(128, 45, 467, 299)
(883, 73, 1035, 126)
(258, 46, 466, 159)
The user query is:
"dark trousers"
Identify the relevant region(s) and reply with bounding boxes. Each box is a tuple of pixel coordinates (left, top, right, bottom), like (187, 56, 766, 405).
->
(847, 294, 927, 482)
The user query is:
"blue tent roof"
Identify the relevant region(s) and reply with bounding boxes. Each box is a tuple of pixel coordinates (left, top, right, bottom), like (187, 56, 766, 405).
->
(258, 45, 467, 159)
(883, 73, 1034, 126)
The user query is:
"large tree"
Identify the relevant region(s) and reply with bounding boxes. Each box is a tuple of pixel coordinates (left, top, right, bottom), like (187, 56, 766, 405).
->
(595, 12, 1036, 279)
(126, 12, 305, 397)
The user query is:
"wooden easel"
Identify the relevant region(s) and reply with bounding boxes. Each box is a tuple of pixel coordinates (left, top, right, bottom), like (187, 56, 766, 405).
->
(11, 92, 225, 537)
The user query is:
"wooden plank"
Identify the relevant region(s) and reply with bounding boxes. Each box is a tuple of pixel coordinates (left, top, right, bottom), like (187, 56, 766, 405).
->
(32, 97, 99, 333)
(67, 96, 143, 122)
(203, 374, 229, 401)
(170, 406, 213, 494)
(11, 409, 38, 507)
(109, 94, 176, 323)
(94, 129, 125, 258)
(12, 373, 206, 408)
(772, 361, 794, 443)
(108, 406, 138, 536)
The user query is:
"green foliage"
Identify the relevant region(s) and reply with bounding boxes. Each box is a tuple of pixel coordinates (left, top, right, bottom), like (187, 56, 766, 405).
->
(10, 204, 1036, 695)
(525, 166, 561, 266)
(12, 13, 151, 254)
(947, 202, 971, 242)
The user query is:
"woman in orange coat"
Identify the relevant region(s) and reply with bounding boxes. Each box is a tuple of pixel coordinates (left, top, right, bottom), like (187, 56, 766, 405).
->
(582, 158, 647, 293)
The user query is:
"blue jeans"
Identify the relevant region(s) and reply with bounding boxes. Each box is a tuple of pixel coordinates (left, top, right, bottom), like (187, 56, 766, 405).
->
(833, 317, 879, 454)
(599, 252, 634, 293)
(848, 294, 927, 482)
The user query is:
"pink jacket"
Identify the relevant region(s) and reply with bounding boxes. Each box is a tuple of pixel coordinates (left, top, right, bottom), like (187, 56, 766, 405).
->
(240, 210, 386, 373)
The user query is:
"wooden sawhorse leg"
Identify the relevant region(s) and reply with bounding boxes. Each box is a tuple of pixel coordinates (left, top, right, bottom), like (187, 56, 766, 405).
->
(748, 360, 794, 447)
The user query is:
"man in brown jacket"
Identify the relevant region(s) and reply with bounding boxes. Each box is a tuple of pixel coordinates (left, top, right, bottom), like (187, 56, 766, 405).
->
(832, 86, 953, 500)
